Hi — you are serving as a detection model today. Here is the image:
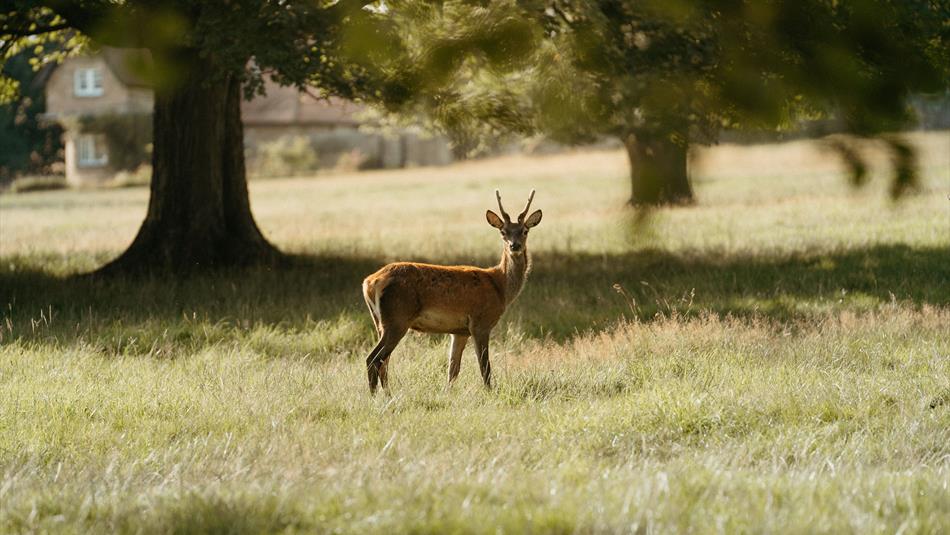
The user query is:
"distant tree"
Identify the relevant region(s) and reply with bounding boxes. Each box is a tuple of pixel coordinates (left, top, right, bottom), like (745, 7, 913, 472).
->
(1, 0, 412, 273)
(391, 1, 948, 206)
(360, 1, 541, 158)
(530, 0, 949, 205)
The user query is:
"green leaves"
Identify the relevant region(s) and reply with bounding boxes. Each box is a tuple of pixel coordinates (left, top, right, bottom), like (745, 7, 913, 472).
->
(402, 0, 948, 195)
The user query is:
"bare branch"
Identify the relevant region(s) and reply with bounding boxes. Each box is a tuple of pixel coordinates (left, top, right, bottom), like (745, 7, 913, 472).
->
(300, 85, 330, 103)
(2, 22, 70, 38)
(551, 3, 575, 27)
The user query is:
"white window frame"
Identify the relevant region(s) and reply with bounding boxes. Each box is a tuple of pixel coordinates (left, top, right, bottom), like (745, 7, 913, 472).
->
(73, 67, 104, 97)
(77, 134, 108, 167)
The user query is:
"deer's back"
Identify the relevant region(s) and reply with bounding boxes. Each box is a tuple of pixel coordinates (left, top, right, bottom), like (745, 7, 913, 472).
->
(363, 262, 506, 334)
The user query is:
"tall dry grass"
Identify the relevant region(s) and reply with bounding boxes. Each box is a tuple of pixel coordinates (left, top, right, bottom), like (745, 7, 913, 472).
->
(0, 132, 948, 533)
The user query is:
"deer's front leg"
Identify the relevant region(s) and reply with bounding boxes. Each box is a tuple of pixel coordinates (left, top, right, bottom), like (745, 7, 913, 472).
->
(448, 334, 468, 384)
(472, 332, 492, 389)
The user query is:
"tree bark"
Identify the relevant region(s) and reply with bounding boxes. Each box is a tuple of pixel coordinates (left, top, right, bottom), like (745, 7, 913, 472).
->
(96, 60, 280, 275)
(624, 133, 694, 206)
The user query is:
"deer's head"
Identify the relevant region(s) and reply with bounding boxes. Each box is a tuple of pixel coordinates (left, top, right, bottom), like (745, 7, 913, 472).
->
(486, 189, 542, 255)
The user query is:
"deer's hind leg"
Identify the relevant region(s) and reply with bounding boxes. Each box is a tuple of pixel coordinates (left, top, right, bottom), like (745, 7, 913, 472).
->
(366, 337, 386, 393)
(367, 285, 414, 394)
(376, 327, 406, 392)
(366, 325, 407, 394)
(363, 287, 382, 337)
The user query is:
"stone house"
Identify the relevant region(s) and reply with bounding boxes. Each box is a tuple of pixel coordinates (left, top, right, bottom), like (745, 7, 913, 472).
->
(41, 48, 152, 184)
(42, 48, 452, 186)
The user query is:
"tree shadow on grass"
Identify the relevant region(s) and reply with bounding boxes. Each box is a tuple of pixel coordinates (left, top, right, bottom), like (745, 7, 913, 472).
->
(518, 243, 949, 338)
(1, 244, 947, 351)
(0, 253, 384, 354)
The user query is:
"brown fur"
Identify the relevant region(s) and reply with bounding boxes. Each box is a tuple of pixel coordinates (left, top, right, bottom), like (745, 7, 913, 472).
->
(361, 191, 542, 393)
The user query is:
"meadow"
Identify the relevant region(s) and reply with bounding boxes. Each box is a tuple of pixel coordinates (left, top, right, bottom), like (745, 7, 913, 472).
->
(0, 132, 948, 533)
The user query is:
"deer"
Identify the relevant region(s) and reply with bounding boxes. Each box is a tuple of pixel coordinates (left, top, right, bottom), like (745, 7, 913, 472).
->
(361, 190, 543, 394)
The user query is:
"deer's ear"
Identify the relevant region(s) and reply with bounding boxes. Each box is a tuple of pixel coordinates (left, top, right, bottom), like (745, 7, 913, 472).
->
(486, 210, 505, 229)
(524, 209, 542, 228)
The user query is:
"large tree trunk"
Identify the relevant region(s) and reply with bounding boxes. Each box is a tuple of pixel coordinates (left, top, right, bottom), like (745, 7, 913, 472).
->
(624, 133, 694, 206)
(97, 61, 280, 275)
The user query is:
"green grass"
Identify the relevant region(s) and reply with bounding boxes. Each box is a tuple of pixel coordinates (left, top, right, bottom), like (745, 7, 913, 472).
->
(1, 132, 948, 533)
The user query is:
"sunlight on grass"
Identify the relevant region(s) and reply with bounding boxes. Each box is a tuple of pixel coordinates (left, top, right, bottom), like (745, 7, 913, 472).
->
(0, 133, 948, 533)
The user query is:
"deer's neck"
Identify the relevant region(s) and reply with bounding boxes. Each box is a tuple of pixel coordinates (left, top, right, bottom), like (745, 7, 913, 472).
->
(499, 247, 531, 306)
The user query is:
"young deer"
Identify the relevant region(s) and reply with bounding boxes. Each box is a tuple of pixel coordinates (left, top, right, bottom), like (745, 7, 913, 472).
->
(361, 190, 542, 393)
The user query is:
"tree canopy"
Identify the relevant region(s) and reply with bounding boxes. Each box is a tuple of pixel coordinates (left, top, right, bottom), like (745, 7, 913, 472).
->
(2, 1, 403, 101)
(528, 1, 948, 138)
(382, 0, 949, 203)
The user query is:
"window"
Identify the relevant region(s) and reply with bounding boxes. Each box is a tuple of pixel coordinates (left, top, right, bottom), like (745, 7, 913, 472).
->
(77, 134, 108, 167)
(73, 67, 103, 97)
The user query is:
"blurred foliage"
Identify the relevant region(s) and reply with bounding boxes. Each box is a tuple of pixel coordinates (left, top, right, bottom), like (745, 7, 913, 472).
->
(0, 4, 87, 104)
(1, 0, 544, 156)
(0, 49, 63, 182)
(4, 173, 66, 193)
(1, 1, 413, 104)
(523, 1, 948, 141)
(361, 1, 542, 156)
(536, 0, 950, 138)
(381, 0, 950, 194)
(250, 135, 321, 178)
(108, 163, 151, 188)
(0, 0, 531, 171)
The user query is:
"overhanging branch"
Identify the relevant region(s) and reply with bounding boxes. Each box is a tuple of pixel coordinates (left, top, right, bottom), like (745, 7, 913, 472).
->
(2, 22, 70, 38)
(34, 0, 139, 48)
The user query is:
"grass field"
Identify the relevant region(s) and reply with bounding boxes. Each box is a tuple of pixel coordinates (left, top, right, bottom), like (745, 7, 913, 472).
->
(1, 132, 948, 533)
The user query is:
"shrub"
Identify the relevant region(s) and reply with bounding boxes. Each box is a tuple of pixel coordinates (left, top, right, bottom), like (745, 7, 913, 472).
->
(334, 148, 370, 172)
(5, 175, 67, 193)
(250, 135, 320, 178)
(108, 164, 152, 188)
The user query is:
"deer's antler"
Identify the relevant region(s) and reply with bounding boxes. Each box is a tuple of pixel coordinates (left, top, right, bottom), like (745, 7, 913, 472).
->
(518, 189, 536, 223)
(496, 189, 511, 222)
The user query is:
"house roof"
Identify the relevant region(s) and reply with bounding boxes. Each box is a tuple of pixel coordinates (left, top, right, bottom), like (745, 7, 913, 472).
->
(44, 49, 365, 127)
(100, 47, 152, 88)
(241, 78, 363, 127)
(101, 48, 367, 125)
